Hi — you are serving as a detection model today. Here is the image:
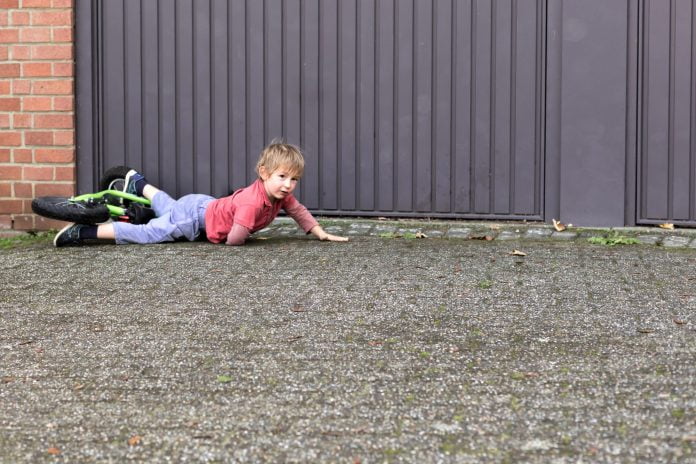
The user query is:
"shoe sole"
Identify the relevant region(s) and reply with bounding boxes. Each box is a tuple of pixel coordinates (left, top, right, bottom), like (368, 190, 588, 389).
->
(53, 223, 76, 247)
(122, 169, 138, 194)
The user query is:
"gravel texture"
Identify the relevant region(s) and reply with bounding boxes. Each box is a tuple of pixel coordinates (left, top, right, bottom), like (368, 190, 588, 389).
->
(1, 232, 695, 463)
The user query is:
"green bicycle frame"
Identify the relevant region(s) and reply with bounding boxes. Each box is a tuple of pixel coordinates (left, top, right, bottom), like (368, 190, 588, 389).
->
(70, 190, 151, 217)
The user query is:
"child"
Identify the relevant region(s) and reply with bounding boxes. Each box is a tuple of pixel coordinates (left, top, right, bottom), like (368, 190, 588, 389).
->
(53, 142, 348, 247)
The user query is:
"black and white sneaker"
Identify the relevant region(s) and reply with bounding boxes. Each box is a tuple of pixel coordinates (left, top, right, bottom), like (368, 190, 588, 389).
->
(53, 223, 85, 247)
(123, 169, 146, 196)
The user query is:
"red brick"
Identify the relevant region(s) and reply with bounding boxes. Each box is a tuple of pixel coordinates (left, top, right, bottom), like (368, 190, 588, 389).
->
(12, 113, 32, 128)
(0, 114, 9, 128)
(13, 80, 31, 94)
(0, 149, 9, 162)
(22, 62, 52, 77)
(23, 166, 53, 181)
(0, 0, 20, 6)
(13, 182, 33, 198)
(22, 199, 33, 213)
(33, 215, 70, 231)
(13, 148, 32, 162)
(20, 28, 51, 43)
(52, 27, 72, 42)
(24, 131, 53, 146)
(34, 114, 73, 129)
(10, 45, 30, 60)
(11, 11, 30, 26)
(0, 182, 10, 196)
(0, 98, 21, 111)
(52, 0, 73, 7)
(23, 0, 52, 6)
(0, 64, 21, 78)
(0, 199, 22, 214)
(32, 79, 72, 95)
(12, 214, 33, 230)
(0, 81, 10, 95)
(35, 148, 73, 163)
(0, 29, 19, 43)
(55, 166, 74, 181)
(0, 131, 22, 146)
(0, 214, 12, 229)
(52, 62, 73, 77)
(53, 130, 73, 145)
(0, 165, 21, 180)
(32, 11, 73, 26)
(23, 96, 52, 111)
(35, 182, 74, 197)
(0, 46, 8, 60)
(32, 44, 72, 60)
(53, 96, 73, 111)
(0, 11, 7, 27)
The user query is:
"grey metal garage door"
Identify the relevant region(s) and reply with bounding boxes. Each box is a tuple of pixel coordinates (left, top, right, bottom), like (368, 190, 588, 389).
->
(637, 0, 696, 226)
(76, 0, 546, 220)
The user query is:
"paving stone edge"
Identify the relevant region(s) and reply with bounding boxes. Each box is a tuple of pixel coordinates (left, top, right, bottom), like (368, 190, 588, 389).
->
(3, 218, 696, 248)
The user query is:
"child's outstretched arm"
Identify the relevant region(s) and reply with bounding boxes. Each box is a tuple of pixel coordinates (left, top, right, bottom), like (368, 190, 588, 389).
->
(284, 196, 348, 242)
(309, 224, 349, 242)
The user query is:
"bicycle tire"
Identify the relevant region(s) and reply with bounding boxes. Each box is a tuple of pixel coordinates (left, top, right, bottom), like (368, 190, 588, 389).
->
(31, 196, 111, 224)
(99, 166, 133, 192)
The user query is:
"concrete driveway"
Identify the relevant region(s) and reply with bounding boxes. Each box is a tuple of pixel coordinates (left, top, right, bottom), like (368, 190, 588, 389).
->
(1, 226, 695, 462)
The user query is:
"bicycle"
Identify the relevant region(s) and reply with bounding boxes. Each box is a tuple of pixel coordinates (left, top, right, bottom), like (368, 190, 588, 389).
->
(31, 166, 156, 225)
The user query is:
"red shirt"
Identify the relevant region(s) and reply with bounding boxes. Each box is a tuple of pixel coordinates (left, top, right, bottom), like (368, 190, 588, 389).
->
(204, 178, 319, 244)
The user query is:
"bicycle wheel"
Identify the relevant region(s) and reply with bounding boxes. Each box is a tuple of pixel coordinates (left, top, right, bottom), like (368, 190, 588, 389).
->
(99, 166, 133, 191)
(31, 196, 110, 224)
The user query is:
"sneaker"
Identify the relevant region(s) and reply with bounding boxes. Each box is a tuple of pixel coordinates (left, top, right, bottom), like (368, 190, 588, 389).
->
(123, 169, 146, 196)
(54, 223, 85, 247)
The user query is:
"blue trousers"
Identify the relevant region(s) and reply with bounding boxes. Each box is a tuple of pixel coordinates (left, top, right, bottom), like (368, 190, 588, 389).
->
(112, 191, 214, 244)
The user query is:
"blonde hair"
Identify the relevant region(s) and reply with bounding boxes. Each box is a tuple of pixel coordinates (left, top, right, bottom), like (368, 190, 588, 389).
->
(255, 141, 305, 178)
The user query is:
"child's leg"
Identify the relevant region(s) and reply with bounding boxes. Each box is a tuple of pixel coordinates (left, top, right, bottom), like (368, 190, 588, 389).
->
(73, 187, 171, 243)
(149, 189, 176, 217)
(109, 214, 179, 244)
(109, 194, 213, 244)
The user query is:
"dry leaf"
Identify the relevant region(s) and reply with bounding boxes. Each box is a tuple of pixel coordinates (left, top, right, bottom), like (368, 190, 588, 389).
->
(128, 435, 142, 446)
(637, 328, 655, 334)
(673, 318, 686, 325)
(683, 435, 696, 442)
(290, 304, 306, 313)
(510, 249, 527, 257)
(552, 219, 567, 232)
(47, 447, 60, 455)
(659, 223, 675, 230)
(489, 224, 501, 230)
(415, 232, 428, 239)
(368, 341, 383, 346)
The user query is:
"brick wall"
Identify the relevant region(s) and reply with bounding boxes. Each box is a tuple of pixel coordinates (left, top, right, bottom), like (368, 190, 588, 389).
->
(0, 0, 74, 231)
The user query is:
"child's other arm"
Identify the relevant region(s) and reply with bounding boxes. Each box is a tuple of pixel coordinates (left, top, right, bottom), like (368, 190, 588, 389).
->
(309, 224, 349, 242)
(285, 198, 348, 242)
(226, 223, 251, 246)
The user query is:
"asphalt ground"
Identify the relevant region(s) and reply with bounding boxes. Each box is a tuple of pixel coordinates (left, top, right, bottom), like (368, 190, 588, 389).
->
(1, 231, 695, 463)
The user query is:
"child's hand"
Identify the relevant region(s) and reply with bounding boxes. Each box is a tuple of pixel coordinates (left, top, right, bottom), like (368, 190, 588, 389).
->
(310, 225, 349, 242)
(320, 233, 349, 242)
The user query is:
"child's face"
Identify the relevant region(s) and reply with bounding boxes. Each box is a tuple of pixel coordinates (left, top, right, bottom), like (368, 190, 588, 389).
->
(259, 165, 300, 202)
